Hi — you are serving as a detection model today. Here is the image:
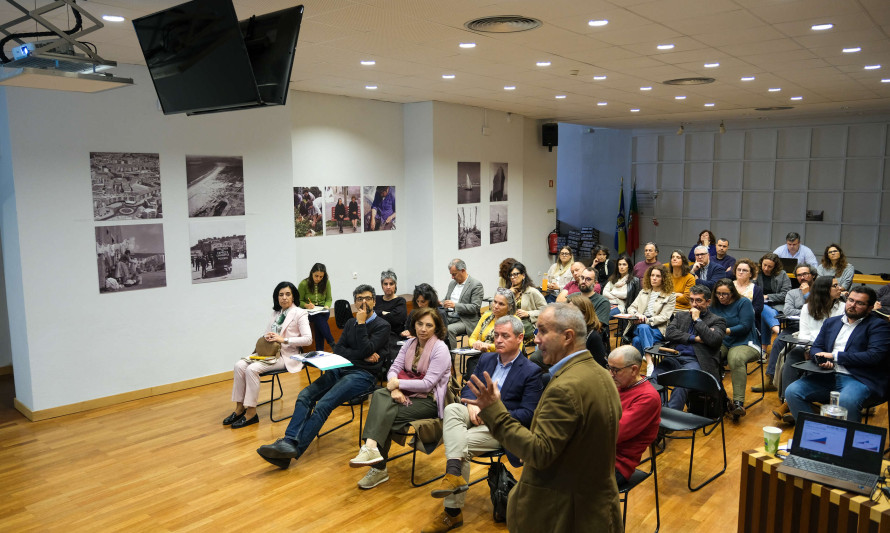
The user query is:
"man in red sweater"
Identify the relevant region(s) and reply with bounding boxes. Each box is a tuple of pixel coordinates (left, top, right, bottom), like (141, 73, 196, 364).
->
(608, 345, 662, 484)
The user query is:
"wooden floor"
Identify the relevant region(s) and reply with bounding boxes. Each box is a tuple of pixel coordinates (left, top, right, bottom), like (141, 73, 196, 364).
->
(0, 365, 886, 533)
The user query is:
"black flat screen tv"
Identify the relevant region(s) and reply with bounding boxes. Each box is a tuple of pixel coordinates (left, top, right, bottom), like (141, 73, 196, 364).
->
(133, 0, 303, 116)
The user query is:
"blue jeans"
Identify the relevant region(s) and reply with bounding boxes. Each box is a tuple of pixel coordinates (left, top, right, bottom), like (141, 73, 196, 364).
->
(308, 311, 335, 350)
(785, 372, 879, 423)
(632, 324, 664, 354)
(283, 368, 376, 456)
(650, 354, 701, 410)
(760, 306, 779, 346)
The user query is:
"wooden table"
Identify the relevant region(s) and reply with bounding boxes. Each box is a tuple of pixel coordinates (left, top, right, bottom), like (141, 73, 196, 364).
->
(738, 448, 890, 533)
(787, 273, 889, 286)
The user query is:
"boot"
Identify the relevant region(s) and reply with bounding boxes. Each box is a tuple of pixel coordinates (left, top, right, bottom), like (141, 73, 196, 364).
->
(772, 402, 789, 420)
(751, 376, 778, 393)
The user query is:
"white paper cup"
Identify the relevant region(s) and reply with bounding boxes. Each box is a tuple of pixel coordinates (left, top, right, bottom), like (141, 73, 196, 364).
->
(763, 426, 782, 454)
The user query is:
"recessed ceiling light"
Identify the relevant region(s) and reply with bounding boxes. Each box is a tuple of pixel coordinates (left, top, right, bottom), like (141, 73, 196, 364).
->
(630, 109, 640, 113)
(842, 47, 861, 53)
(597, 102, 607, 106)
(459, 43, 476, 49)
(864, 64, 881, 70)
(102, 15, 125, 22)
(504, 86, 516, 91)
(360, 60, 376, 66)
(640, 86, 652, 91)
(442, 74, 455, 79)
(365, 85, 377, 90)
(741, 76, 755, 81)
(768, 87, 781, 92)
(657, 44, 675, 50)
(675, 95, 686, 100)
(555, 95, 566, 99)
(790, 96, 803, 100)
(588, 19, 609, 27)
(536, 61, 551, 67)
(593, 75, 607, 80)
(704, 62, 720, 68)
(811, 23, 834, 31)
(704, 103, 715, 107)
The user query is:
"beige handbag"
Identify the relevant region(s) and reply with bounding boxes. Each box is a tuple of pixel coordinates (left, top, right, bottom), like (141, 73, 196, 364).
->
(247, 336, 281, 364)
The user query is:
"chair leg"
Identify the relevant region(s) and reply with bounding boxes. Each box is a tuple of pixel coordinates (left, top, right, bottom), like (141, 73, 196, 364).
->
(257, 373, 284, 408)
(318, 401, 356, 438)
(269, 374, 294, 422)
(688, 418, 727, 491)
(745, 360, 765, 409)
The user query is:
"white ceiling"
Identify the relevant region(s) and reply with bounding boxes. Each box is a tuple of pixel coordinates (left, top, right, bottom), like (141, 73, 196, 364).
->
(2, 0, 889, 127)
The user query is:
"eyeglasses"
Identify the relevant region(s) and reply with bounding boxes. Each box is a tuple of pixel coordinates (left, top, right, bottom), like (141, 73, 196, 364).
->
(580, 276, 596, 282)
(694, 252, 707, 256)
(828, 250, 840, 254)
(846, 297, 869, 307)
(355, 296, 374, 303)
(715, 292, 732, 298)
(509, 272, 522, 278)
(689, 298, 707, 304)
(608, 364, 631, 374)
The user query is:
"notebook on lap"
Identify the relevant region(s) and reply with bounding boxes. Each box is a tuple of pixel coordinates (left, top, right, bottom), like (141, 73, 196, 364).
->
(777, 411, 885, 495)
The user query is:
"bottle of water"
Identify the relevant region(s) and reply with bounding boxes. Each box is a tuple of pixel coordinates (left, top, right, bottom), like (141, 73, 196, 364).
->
(820, 391, 848, 420)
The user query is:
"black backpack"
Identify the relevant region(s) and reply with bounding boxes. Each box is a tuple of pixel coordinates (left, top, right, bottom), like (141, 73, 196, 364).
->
(333, 299, 352, 329)
(487, 462, 517, 523)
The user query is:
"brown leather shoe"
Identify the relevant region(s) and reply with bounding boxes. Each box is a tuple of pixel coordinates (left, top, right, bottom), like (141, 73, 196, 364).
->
(752, 377, 778, 393)
(421, 510, 463, 533)
(430, 474, 469, 498)
(772, 402, 790, 420)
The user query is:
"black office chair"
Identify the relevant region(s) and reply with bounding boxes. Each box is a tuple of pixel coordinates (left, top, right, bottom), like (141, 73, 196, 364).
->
(618, 441, 660, 533)
(317, 385, 377, 446)
(388, 418, 447, 487)
(657, 368, 727, 491)
(468, 448, 506, 486)
(258, 366, 314, 422)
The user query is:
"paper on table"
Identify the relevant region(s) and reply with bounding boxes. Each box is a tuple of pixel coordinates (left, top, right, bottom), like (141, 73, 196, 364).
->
(291, 351, 352, 370)
(306, 307, 329, 315)
(451, 348, 482, 355)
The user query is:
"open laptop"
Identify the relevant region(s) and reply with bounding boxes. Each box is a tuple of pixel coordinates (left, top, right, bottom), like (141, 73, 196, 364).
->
(780, 258, 798, 274)
(777, 411, 886, 495)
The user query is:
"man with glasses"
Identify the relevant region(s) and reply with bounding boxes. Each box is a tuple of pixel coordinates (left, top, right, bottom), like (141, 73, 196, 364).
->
(256, 284, 392, 469)
(442, 258, 485, 349)
(690, 245, 728, 289)
(578, 267, 612, 325)
(608, 346, 661, 487)
(755, 264, 816, 393)
(785, 285, 890, 423)
(651, 285, 727, 409)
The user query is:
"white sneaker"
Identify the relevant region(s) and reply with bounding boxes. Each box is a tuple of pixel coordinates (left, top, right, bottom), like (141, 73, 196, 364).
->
(349, 445, 384, 468)
(357, 467, 389, 489)
(646, 363, 654, 378)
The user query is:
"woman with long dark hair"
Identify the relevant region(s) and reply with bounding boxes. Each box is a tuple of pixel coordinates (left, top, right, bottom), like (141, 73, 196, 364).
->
(667, 249, 696, 311)
(298, 263, 335, 351)
(402, 283, 448, 340)
(817, 243, 854, 291)
(603, 254, 640, 317)
(591, 245, 615, 289)
(509, 261, 547, 338)
(687, 229, 716, 262)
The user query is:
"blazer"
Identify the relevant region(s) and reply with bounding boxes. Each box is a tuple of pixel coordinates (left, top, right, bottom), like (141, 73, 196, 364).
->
(692, 261, 730, 289)
(480, 351, 622, 533)
(268, 307, 313, 373)
(812, 313, 890, 400)
(626, 290, 677, 336)
(516, 286, 547, 323)
(664, 309, 727, 381)
(444, 275, 485, 332)
(462, 351, 543, 466)
(756, 272, 791, 311)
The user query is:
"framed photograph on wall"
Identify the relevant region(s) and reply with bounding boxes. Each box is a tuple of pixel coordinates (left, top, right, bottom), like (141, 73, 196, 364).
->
(90, 152, 162, 221)
(362, 186, 396, 231)
(189, 219, 247, 284)
(294, 186, 324, 237)
(95, 223, 166, 293)
(490, 205, 508, 244)
(457, 162, 481, 204)
(490, 162, 508, 201)
(458, 206, 481, 249)
(186, 155, 245, 217)
(325, 186, 362, 235)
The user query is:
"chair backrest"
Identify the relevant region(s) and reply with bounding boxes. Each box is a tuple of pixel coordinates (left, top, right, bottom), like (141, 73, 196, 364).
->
(334, 299, 352, 329)
(656, 368, 720, 394)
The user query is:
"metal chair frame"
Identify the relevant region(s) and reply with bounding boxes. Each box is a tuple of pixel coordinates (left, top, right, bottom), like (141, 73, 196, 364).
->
(619, 441, 660, 533)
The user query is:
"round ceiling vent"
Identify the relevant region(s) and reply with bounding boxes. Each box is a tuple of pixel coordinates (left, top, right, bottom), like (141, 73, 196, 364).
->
(465, 16, 543, 33)
(662, 77, 716, 85)
(754, 106, 794, 111)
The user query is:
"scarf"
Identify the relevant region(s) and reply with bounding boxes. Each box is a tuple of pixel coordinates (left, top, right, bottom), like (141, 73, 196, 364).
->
(402, 335, 439, 377)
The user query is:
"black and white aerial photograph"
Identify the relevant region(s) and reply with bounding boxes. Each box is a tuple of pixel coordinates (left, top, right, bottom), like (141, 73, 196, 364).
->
(490, 162, 508, 202)
(457, 206, 481, 250)
(457, 161, 481, 205)
(294, 186, 324, 237)
(95, 223, 166, 293)
(189, 219, 247, 284)
(490, 204, 508, 244)
(325, 186, 362, 235)
(186, 155, 245, 217)
(91, 152, 162, 221)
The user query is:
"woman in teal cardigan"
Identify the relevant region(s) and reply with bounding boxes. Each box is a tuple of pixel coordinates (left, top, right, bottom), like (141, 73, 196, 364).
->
(710, 278, 759, 421)
(298, 263, 335, 351)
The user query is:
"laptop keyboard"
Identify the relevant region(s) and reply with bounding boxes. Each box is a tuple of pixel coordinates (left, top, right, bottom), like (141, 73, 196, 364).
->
(783, 455, 878, 488)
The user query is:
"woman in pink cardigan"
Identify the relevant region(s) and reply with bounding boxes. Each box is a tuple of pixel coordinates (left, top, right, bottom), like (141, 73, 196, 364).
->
(348, 307, 452, 489)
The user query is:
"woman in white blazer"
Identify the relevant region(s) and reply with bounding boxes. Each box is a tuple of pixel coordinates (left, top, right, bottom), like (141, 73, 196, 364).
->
(224, 281, 312, 429)
(625, 264, 677, 376)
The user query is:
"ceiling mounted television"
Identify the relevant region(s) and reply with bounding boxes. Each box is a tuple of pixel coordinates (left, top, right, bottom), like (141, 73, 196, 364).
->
(133, 0, 303, 116)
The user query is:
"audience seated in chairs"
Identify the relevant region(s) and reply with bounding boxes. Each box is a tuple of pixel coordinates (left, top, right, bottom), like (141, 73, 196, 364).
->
(667, 249, 695, 311)
(349, 307, 451, 489)
(443, 259, 485, 349)
(817, 243, 855, 292)
(591, 244, 616, 292)
(421, 315, 542, 533)
(554, 261, 586, 302)
(545, 246, 575, 302)
(402, 283, 449, 344)
(756, 253, 791, 353)
(733, 258, 764, 325)
(624, 264, 677, 377)
(469, 288, 517, 353)
(508, 261, 547, 339)
(759, 264, 815, 393)
(709, 279, 759, 420)
(255, 284, 391, 469)
(375, 269, 407, 363)
(225, 281, 312, 429)
(529, 292, 607, 370)
(603, 253, 641, 318)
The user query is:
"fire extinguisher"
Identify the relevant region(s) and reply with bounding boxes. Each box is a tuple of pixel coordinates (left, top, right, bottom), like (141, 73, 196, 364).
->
(548, 229, 559, 255)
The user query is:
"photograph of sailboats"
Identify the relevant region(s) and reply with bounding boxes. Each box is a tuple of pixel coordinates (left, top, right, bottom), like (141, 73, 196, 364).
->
(456, 161, 481, 204)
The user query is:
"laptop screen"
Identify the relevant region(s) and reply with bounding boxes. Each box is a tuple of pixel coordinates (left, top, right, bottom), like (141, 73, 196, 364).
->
(791, 412, 886, 473)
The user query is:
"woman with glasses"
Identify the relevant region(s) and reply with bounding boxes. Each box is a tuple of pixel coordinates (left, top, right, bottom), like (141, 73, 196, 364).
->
(666, 249, 696, 311)
(497, 257, 518, 288)
(710, 279, 759, 420)
(624, 264, 676, 376)
(546, 246, 575, 302)
(773, 276, 844, 424)
(817, 243, 854, 292)
(509, 261, 547, 338)
(298, 263, 335, 351)
(469, 288, 517, 352)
